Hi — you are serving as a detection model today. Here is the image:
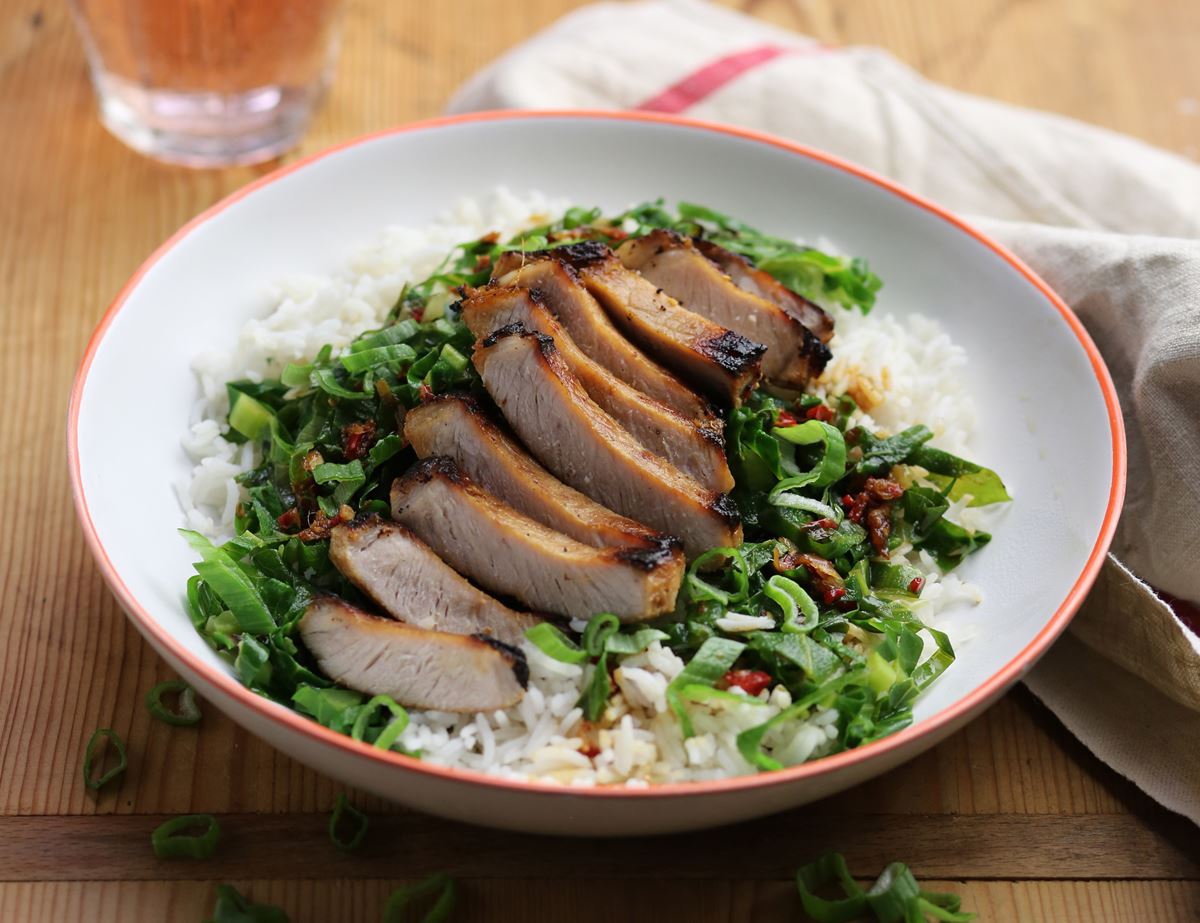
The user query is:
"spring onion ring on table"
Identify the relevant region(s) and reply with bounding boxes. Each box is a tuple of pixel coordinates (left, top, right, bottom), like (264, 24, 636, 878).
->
(178, 200, 1010, 784)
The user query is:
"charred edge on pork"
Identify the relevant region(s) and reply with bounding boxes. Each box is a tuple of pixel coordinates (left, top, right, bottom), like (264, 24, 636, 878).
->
(473, 634, 530, 688)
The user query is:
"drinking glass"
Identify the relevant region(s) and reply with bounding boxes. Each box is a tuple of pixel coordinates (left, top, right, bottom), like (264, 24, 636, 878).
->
(70, 0, 345, 167)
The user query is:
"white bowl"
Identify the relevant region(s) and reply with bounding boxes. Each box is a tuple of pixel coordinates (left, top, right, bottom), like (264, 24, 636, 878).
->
(68, 111, 1124, 835)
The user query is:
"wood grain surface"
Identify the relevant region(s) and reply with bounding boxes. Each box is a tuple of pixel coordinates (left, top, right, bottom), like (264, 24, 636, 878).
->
(1, 0, 1198, 921)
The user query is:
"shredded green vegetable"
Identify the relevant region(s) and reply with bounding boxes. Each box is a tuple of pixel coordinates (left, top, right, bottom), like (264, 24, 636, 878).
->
(82, 727, 127, 791)
(145, 680, 202, 727)
(328, 792, 369, 852)
(181, 201, 1010, 776)
(151, 813, 221, 859)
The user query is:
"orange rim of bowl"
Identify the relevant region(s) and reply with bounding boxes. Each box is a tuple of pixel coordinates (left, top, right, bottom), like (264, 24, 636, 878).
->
(67, 110, 1126, 800)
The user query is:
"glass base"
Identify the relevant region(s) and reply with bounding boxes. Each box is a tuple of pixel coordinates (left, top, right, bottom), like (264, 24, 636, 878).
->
(94, 73, 324, 168)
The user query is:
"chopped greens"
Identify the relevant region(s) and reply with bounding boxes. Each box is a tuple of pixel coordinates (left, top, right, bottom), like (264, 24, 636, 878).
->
(151, 813, 221, 860)
(328, 792, 369, 852)
(383, 873, 458, 923)
(145, 680, 202, 727)
(181, 202, 1009, 778)
(82, 727, 128, 791)
(796, 852, 975, 922)
(205, 885, 291, 923)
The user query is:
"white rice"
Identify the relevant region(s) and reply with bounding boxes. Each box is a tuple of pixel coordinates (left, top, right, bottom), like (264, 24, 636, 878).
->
(178, 190, 995, 785)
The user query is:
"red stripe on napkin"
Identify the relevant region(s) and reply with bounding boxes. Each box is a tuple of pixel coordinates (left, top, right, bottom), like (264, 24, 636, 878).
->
(634, 43, 832, 114)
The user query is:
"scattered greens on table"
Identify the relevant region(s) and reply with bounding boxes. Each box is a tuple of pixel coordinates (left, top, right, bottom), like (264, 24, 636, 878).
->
(145, 679, 203, 726)
(82, 727, 128, 791)
(797, 853, 976, 923)
(152, 813, 222, 860)
(205, 875, 456, 923)
(181, 201, 1009, 772)
(202, 854, 972, 923)
(329, 792, 370, 851)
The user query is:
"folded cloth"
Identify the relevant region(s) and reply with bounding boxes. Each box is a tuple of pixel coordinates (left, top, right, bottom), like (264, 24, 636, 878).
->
(448, 0, 1200, 822)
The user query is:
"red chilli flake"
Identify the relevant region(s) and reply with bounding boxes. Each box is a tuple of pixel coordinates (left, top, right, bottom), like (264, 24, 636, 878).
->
(276, 508, 301, 531)
(805, 404, 834, 422)
(418, 382, 434, 402)
(822, 586, 847, 606)
(721, 670, 773, 697)
(775, 409, 800, 427)
(909, 576, 926, 595)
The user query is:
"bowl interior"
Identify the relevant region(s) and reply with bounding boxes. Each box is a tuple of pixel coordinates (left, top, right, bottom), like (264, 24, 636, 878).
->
(73, 114, 1117, 791)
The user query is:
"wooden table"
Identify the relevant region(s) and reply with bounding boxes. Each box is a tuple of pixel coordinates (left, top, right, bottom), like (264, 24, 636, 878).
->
(2, 1, 1198, 919)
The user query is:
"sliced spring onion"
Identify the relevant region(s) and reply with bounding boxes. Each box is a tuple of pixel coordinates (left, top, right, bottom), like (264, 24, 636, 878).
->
(82, 728, 127, 791)
(772, 420, 847, 488)
(350, 319, 420, 352)
(228, 391, 274, 441)
(795, 851, 867, 923)
(581, 612, 620, 657)
(151, 813, 221, 859)
(576, 613, 623, 720)
(764, 575, 818, 634)
(795, 853, 975, 923)
(768, 491, 841, 522)
(420, 290, 456, 323)
(280, 362, 313, 389)
(866, 651, 900, 694)
(908, 893, 975, 922)
(351, 695, 409, 751)
(674, 684, 768, 707)
(524, 622, 587, 664)
(383, 872, 457, 923)
(577, 659, 613, 722)
(666, 637, 745, 737)
(685, 546, 749, 605)
(604, 627, 669, 656)
(235, 636, 273, 689)
(292, 685, 362, 734)
(328, 793, 369, 852)
(866, 861, 922, 922)
(338, 343, 417, 373)
(207, 884, 291, 923)
(437, 343, 469, 372)
(145, 680, 202, 727)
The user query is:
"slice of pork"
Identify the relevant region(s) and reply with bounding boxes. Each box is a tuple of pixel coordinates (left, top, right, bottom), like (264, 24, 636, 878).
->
(458, 286, 732, 492)
(692, 237, 834, 344)
(299, 596, 527, 712)
(617, 230, 831, 390)
(472, 325, 742, 559)
(391, 457, 683, 622)
(404, 393, 682, 552)
(492, 252, 716, 424)
(531, 242, 765, 406)
(329, 516, 539, 647)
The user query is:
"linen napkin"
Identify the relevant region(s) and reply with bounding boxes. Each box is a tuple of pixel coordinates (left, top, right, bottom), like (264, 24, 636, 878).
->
(448, 0, 1200, 822)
